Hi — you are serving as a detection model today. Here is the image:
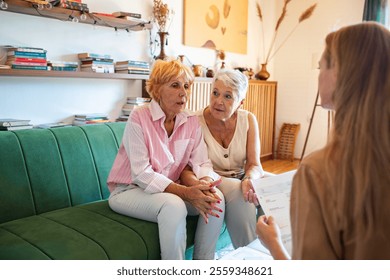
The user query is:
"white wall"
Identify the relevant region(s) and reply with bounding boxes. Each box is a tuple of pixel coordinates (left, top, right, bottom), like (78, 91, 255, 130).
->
(0, 0, 365, 158)
(272, 0, 365, 158)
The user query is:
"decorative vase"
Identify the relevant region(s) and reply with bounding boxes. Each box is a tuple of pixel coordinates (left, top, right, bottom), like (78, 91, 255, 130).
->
(247, 68, 254, 79)
(206, 68, 214, 78)
(156, 31, 168, 60)
(255, 63, 270, 80)
(192, 64, 203, 77)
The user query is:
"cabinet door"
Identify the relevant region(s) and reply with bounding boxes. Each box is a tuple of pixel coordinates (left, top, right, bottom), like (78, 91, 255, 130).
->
(242, 81, 277, 161)
(188, 79, 277, 161)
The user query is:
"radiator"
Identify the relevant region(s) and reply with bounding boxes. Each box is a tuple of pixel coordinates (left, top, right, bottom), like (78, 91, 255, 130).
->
(242, 81, 277, 160)
(187, 79, 212, 112)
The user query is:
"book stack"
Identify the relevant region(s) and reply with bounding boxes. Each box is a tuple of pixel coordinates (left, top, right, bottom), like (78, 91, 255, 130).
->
(3, 46, 48, 71)
(112, 11, 142, 20)
(48, 61, 79, 71)
(58, 0, 89, 12)
(115, 60, 150, 75)
(119, 97, 151, 119)
(73, 113, 110, 126)
(36, 122, 72, 129)
(0, 118, 33, 131)
(78, 53, 115, 74)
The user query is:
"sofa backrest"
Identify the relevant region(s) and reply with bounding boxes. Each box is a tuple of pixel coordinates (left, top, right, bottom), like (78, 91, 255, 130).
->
(0, 122, 125, 224)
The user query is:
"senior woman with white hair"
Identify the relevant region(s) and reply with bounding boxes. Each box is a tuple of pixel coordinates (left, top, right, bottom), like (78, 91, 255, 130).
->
(194, 69, 266, 248)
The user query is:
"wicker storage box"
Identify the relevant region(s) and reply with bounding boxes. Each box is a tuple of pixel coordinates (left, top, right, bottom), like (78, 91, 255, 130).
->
(276, 123, 300, 161)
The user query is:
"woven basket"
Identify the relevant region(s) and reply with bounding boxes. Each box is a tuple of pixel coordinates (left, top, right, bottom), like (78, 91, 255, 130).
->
(276, 123, 300, 161)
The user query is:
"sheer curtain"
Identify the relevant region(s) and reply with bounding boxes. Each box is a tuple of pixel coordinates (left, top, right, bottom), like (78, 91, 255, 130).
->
(363, 0, 389, 26)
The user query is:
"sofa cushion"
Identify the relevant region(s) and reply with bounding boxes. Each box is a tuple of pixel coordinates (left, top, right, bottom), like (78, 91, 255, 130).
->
(0, 132, 36, 223)
(0, 123, 127, 224)
(0, 202, 149, 260)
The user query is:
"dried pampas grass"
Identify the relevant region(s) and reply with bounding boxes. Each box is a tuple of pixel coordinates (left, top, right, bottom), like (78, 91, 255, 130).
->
(256, 1, 317, 64)
(299, 3, 317, 22)
(153, 0, 171, 32)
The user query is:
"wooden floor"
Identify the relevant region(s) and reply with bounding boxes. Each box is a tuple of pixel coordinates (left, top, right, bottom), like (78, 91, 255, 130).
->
(261, 159, 300, 174)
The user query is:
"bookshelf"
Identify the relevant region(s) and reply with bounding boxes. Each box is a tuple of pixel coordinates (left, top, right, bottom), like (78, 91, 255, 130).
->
(0, 69, 149, 80)
(1, 0, 152, 31)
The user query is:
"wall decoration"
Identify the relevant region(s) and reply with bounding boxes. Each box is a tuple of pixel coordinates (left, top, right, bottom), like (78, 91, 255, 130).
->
(183, 0, 248, 54)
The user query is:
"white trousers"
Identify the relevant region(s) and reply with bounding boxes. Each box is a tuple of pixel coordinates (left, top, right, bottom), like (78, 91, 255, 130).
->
(108, 185, 225, 260)
(218, 177, 257, 249)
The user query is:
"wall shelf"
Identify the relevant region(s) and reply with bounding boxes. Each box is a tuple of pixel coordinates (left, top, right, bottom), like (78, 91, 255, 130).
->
(1, 0, 152, 31)
(0, 69, 149, 80)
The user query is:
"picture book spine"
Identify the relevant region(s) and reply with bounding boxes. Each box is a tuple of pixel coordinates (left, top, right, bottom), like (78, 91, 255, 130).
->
(7, 51, 47, 58)
(11, 65, 48, 70)
(8, 61, 48, 66)
(9, 57, 47, 63)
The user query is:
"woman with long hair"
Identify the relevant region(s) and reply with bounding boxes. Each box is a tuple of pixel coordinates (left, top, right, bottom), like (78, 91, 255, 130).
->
(256, 22, 390, 259)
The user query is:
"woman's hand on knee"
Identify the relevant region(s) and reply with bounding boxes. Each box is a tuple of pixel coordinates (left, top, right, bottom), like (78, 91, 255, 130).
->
(185, 185, 223, 223)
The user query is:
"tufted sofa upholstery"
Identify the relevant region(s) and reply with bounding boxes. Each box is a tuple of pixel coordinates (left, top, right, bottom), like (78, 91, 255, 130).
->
(0, 122, 230, 260)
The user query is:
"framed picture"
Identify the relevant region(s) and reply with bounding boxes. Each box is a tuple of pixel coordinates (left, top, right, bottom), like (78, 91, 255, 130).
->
(183, 0, 248, 54)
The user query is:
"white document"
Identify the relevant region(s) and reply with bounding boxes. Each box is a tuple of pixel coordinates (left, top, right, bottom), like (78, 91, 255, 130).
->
(219, 239, 273, 260)
(252, 170, 296, 256)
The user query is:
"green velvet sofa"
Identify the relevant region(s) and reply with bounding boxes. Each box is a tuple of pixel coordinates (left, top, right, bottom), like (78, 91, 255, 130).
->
(0, 122, 230, 260)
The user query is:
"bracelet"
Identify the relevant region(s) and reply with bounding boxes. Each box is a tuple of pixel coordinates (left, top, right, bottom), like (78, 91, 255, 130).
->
(242, 176, 251, 182)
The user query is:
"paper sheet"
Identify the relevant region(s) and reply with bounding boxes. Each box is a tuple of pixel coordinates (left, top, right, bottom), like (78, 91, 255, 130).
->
(219, 239, 273, 260)
(252, 170, 296, 256)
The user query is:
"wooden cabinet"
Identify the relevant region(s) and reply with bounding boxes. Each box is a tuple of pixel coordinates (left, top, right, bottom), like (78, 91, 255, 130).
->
(187, 79, 277, 161)
(243, 80, 277, 161)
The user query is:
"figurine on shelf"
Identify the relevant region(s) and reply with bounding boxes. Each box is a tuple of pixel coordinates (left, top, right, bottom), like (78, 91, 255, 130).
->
(192, 64, 203, 77)
(247, 68, 254, 79)
(206, 68, 214, 78)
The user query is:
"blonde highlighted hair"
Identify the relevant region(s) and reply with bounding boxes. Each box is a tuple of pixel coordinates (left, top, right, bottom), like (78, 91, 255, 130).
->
(145, 59, 194, 101)
(324, 22, 390, 228)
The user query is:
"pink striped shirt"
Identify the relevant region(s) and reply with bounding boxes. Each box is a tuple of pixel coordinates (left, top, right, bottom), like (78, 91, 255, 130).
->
(107, 100, 218, 193)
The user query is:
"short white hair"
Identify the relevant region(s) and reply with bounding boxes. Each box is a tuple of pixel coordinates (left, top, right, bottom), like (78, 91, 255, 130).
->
(212, 69, 249, 101)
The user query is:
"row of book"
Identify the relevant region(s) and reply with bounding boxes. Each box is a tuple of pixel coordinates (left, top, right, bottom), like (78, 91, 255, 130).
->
(72, 113, 110, 126)
(78, 52, 150, 75)
(116, 97, 151, 122)
(1, 98, 151, 130)
(1, 46, 150, 74)
(56, 0, 89, 13)
(0, 116, 109, 130)
(78, 53, 114, 74)
(115, 60, 150, 75)
(1, 46, 79, 71)
(0, 118, 72, 130)
(4, 46, 48, 71)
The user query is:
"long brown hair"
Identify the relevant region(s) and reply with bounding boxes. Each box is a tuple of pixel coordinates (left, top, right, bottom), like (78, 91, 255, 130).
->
(324, 22, 390, 231)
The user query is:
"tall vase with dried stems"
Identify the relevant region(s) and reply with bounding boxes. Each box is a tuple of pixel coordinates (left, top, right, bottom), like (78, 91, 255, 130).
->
(153, 0, 172, 60)
(156, 31, 168, 60)
(255, 0, 317, 80)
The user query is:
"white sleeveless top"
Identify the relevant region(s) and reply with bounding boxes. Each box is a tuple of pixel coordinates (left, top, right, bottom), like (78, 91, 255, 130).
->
(197, 108, 248, 179)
